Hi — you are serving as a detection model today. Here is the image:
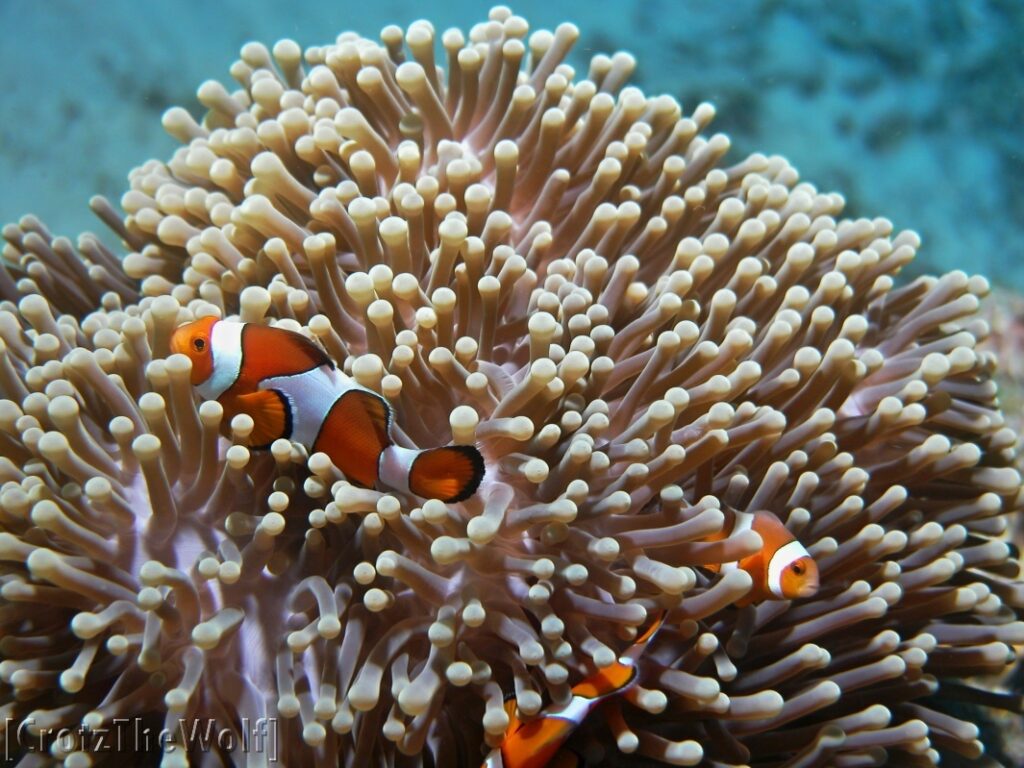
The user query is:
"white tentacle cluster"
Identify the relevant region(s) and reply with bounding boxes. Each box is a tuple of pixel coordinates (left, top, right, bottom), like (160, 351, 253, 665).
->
(0, 7, 1021, 767)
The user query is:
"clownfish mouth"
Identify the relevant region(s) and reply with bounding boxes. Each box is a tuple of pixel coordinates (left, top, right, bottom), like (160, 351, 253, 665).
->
(796, 579, 820, 599)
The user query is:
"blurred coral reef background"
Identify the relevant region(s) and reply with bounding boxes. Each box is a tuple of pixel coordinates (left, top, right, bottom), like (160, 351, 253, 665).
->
(2, 0, 1022, 284)
(2, 0, 1022, 761)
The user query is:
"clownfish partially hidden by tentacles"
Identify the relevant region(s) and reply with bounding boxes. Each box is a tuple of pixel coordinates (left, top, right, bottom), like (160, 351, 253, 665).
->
(170, 318, 485, 503)
(482, 612, 666, 768)
(483, 510, 819, 768)
(704, 509, 819, 606)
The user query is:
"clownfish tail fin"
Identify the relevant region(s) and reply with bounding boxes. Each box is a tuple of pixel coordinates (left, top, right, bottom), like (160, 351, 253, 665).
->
(408, 445, 485, 503)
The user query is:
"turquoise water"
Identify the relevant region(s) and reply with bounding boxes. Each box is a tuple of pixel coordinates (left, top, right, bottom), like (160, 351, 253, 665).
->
(2, 0, 1021, 286)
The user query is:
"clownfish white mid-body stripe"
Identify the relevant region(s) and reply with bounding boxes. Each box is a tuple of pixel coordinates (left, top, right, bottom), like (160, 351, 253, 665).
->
(261, 368, 352, 446)
(170, 318, 486, 503)
(196, 320, 244, 400)
(767, 539, 811, 598)
(719, 511, 755, 574)
(545, 695, 596, 726)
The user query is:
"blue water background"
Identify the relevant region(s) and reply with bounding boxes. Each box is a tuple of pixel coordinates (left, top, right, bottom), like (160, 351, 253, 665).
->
(1, 0, 1021, 287)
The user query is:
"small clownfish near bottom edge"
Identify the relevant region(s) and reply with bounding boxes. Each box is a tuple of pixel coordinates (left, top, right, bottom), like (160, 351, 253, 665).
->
(704, 510, 820, 607)
(169, 318, 485, 503)
(481, 612, 666, 768)
(481, 514, 819, 768)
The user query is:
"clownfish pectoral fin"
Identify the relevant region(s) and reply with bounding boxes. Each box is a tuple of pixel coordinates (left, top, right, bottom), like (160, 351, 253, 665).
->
(313, 389, 391, 488)
(409, 445, 485, 503)
(235, 390, 290, 447)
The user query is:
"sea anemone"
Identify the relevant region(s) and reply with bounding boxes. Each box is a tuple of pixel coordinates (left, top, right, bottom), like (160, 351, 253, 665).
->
(2, 6, 1022, 767)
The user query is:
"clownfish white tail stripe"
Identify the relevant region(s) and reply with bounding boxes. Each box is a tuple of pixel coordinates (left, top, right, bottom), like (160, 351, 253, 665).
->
(196, 320, 244, 400)
(767, 539, 811, 599)
(379, 445, 418, 493)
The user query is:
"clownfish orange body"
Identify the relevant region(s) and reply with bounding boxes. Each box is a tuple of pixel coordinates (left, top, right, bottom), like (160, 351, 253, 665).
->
(705, 509, 819, 606)
(481, 613, 665, 768)
(170, 318, 485, 503)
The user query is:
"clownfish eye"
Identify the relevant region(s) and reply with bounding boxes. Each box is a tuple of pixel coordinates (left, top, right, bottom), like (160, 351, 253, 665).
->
(792, 561, 805, 576)
(193, 338, 206, 352)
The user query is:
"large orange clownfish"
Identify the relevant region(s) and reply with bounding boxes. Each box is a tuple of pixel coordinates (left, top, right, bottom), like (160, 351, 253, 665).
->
(170, 318, 485, 503)
(705, 509, 819, 606)
(481, 613, 666, 768)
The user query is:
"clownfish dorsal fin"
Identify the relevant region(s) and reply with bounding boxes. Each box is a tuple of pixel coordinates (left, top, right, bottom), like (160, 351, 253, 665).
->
(235, 389, 290, 447)
(238, 323, 334, 386)
(266, 324, 334, 369)
(571, 658, 636, 700)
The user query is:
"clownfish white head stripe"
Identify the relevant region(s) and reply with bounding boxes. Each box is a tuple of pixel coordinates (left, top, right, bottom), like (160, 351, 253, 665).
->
(767, 539, 813, 599)
(170, 318, 485, 503)
(195, 320, 244, 401)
